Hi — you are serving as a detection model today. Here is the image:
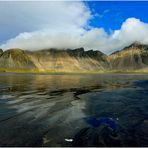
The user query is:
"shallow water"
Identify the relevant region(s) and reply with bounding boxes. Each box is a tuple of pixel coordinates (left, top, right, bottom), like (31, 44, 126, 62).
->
(0, 73, 148, 146)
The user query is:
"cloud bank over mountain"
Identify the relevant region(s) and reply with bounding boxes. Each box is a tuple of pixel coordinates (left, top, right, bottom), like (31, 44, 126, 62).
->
(1, 1, 148, 54)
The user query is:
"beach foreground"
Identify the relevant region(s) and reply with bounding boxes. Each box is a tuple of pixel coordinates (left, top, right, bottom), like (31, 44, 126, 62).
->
(0, 73, 148, 146)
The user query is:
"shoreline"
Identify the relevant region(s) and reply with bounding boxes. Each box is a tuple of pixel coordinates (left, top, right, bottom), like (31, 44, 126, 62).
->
(1, 69, 148, 75)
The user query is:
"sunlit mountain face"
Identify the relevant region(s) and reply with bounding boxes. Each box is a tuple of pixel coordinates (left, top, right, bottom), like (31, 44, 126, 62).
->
(1, 42, 148, 73)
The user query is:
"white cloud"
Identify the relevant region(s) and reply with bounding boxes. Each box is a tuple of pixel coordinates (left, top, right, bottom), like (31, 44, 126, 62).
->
(113, 18, 148, 43)
(0, 1, 91, 42)
(1, 2, 148, 54)
(0, 28, 108, 50)
(108, 18, 148, 53)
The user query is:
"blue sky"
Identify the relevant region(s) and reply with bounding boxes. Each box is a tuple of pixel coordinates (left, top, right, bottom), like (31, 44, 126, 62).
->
(86, 1, 148, 33)
(1, 1, 148, 54)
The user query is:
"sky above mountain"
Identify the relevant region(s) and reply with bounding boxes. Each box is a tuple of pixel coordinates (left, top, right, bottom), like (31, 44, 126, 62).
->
(0, 1, 148, 54)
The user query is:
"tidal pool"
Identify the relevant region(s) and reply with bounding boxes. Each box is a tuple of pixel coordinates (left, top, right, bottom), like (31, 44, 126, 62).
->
(0, 73, 148, 146)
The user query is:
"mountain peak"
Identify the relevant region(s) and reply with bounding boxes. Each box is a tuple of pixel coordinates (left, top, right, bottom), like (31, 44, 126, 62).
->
(111, 42, 148, 55)
(131, 41, 142, 46)
(127, 41, 147, 48)
(6, 48, 24, 53)
(72, 47, 84, 53)
(127, 41, 146, 49)
(0, 49, 3, 55)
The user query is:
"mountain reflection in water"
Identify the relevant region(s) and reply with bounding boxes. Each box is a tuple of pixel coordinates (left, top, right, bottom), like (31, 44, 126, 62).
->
(0, 73, 148, 146)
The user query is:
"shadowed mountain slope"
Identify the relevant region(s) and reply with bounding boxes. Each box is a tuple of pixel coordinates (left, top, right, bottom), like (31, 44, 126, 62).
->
(0, 48, 110, 72)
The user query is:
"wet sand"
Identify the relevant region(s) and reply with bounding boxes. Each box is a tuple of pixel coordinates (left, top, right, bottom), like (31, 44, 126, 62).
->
(0, 73, 148, 146)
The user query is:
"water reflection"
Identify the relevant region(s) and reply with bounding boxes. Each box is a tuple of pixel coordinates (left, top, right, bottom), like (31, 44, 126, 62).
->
(0, 73, 148, 146)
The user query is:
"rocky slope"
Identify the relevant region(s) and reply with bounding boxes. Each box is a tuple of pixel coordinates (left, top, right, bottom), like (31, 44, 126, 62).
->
(0, 49, 3, 55)
(0, 47, 110, 72)
(108, 42, 148, 71)
(1, 42, 148, 73)
(0, 48, 36, 71)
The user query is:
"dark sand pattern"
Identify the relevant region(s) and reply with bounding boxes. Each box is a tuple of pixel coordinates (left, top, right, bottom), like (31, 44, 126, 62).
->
(0, 73, 148, 146)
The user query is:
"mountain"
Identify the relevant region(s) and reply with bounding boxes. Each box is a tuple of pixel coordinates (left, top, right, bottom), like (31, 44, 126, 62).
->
(0, 47, 110, 72)
(0, 48, 37, 71)
(0, 49, 3, 56)
(108, 42, 148, 72)
(1, 42, 148, 73)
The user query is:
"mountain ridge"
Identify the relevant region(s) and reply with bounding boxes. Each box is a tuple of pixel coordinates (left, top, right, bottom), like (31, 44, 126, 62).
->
(0, 47, 110, 72)
(1, 42, 148, 73)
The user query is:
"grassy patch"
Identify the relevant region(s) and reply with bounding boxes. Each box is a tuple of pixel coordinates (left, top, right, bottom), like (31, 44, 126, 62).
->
(1, 68, 148, 74)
